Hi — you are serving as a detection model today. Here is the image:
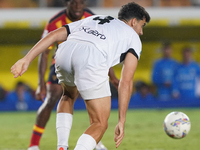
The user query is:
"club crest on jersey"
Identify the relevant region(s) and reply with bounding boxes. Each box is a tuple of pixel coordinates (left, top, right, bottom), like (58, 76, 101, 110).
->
(79, 26, 106, 40)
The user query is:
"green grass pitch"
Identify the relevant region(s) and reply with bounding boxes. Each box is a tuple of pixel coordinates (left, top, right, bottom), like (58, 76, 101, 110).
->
(0, 108, 200, 150)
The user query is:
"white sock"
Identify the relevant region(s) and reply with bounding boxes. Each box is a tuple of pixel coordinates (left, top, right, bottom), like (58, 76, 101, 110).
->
(56, 113, 73, 150)
(74, 134, 96, 150)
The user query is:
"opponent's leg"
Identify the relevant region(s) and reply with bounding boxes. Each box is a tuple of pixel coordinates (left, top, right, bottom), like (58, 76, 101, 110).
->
(57, 83, 79, 150)
(74, 96, 111, 150)
(28, 84, 62, 150)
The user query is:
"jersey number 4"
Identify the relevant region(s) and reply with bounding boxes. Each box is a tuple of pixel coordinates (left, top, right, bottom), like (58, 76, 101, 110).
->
(93, 16, 114, 25)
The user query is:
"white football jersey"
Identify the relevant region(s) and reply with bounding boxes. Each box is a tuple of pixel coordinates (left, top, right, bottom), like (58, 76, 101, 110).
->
(64, 15, 142, 67)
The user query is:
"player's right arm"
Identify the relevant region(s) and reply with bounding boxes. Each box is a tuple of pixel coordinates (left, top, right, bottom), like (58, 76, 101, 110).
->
(11, 27, 68, 78)
(35, 22, 55, 101)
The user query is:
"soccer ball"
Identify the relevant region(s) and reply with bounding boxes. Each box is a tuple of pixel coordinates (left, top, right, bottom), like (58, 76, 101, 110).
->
(163, 111, 191, 139)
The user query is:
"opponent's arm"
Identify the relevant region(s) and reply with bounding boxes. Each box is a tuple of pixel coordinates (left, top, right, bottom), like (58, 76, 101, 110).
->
(114, 52, 138, 148)
(108, 67, 119, 89)
(11, 27, 68, 78)
(35, 49, 50, 101)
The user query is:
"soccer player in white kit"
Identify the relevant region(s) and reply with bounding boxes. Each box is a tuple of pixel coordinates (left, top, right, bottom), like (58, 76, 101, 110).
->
(11, 2, 150, 150)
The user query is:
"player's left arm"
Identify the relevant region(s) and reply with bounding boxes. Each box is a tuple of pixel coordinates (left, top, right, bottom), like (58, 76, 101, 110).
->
(11, 27, 68, 78)
(114, 52, 138, 148)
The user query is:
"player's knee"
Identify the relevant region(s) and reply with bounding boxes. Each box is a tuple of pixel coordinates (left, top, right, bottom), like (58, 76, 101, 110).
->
(100, 124, 108, 134)
(96, 121, 108, 133)
(60, 90, 78, 101)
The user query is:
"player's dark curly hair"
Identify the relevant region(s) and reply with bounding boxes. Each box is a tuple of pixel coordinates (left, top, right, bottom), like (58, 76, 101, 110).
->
(118, 2, 150, 23)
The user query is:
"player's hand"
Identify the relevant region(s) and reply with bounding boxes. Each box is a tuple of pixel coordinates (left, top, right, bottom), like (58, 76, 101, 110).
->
(114, 121, 124, 148)
(11, 58, 30, 78)
(35, 83, 46, 102)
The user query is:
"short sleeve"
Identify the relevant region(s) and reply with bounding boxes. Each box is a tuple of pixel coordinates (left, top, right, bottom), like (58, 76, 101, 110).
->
(129, 34, 142, 60)
(65, 19, 84, 34)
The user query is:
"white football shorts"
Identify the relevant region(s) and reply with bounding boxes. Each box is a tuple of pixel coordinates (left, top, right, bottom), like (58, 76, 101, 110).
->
(55, 39, 111, 100)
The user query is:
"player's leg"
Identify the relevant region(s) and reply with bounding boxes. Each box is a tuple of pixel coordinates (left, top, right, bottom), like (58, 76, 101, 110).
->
(55, 40, 110, 150)
(28, 65, 62, 150)
(57, 83, 79, 150)
(28, 84, 62, 150)
(88, 110, 108, 150)
(74, 96, 111, 150)
(36, 83, 62, 126)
